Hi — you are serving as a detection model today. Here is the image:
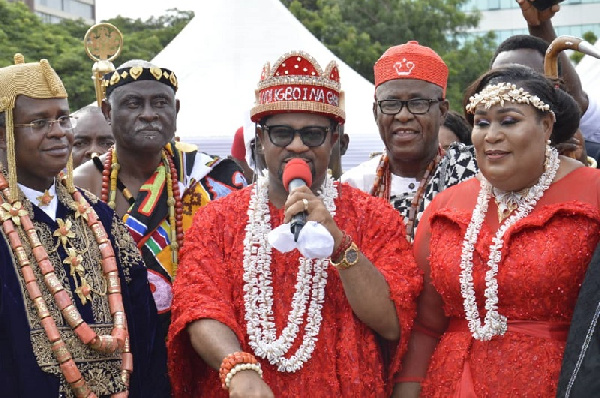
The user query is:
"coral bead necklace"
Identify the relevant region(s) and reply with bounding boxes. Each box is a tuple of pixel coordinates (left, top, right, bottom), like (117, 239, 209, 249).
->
(0, 174, 131, 397)
(101, 146, 184, 276)
(371, 151, 441, 241)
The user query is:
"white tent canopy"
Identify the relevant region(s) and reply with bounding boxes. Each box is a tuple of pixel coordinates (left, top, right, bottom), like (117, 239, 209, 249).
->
(576, 40, 600, 104)
(151, 0, 383, 169)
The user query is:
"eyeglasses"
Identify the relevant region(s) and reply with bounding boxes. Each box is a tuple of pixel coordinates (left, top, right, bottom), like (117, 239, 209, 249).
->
(377, 99, 443, 115)
(14, 115, 74, 134)
(263, 125, 330, 148)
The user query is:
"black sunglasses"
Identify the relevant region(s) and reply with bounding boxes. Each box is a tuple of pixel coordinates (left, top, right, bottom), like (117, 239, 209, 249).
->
(263, 125, 330, 148)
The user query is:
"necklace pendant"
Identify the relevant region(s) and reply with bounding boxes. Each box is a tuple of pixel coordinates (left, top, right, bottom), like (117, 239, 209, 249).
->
(497, 202, 517, 223)
(37, 190, 54, 207)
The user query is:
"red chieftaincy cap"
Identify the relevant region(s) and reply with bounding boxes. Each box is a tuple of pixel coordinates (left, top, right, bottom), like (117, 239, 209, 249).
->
(250, 51, 345, 124)
(230, 126, 246, 161)
(374, 41, 448, 96)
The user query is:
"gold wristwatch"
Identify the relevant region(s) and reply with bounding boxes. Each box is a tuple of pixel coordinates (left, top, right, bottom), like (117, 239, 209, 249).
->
(330, 242, 360, 270)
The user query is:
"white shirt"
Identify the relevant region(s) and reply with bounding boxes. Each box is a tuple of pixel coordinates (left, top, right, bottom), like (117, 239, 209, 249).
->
(581, 96, 600, 143)
(18, 182, 58, 221)
(341, 155, 419, 197)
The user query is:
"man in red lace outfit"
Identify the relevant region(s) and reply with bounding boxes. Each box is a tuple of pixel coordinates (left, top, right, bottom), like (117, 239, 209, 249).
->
(168, 51, 423, 397)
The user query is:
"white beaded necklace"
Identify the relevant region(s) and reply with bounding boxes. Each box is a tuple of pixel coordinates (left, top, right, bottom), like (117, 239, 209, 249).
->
(459, 147, 560, 341)
(243, 173, 337, 372)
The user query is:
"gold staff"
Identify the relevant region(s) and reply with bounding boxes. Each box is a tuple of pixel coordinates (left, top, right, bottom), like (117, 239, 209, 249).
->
(84, 23, 123, 106)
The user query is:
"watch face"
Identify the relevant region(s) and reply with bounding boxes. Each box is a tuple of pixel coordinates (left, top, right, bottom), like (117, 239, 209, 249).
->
(346, 247, 359, 264)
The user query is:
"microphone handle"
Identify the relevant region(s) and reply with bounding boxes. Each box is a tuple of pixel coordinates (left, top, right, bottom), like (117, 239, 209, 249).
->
(287, 178, 308, 242)
(291, 211, 307, 242)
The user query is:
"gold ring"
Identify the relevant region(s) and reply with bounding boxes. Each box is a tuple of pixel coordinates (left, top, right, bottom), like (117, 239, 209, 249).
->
(302, 198, 309, 212)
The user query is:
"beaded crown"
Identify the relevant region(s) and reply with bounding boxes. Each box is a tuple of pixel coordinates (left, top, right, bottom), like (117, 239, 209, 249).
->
(102, 66, 178, 98)
(0, 53, 67, 113)
(466, 82, 551, 114)
(0, 54, 69, 201)
(250, 51, 345, 124)
(374, 41, 448, 96)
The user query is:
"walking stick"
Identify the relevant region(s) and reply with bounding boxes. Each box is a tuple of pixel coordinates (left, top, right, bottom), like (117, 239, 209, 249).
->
(544, 35, 600, 80)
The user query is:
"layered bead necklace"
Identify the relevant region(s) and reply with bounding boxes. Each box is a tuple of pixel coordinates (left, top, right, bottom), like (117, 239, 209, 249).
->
(371, 151, 441, 241)
(101, 147, 184, 276)
(0, 174, 131, 397)
(243, 174, 337, 372)
(459, 147, 560, 341)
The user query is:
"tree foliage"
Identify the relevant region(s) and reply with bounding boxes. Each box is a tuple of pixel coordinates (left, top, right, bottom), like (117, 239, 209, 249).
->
(0, 0, 193, 111)
(570, 31, 598, 65)
(282, 0, 497, 111)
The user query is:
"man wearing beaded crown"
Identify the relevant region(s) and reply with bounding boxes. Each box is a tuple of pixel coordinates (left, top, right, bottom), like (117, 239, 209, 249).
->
(168, 51, 422, 397)
(0, 54, 169, 397)
(342, 41, 479, 242)
(73, 59, 247, 346)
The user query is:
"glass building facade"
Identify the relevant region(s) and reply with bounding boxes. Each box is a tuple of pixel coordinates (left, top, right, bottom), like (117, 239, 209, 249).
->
(461, 0, 600, 45)
(8, 0, 95, 24)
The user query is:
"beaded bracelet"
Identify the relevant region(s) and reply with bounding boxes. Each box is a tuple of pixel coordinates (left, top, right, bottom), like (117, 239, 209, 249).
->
(331, 232, 352, 263)
(224, 362, 264, 389)
(219, 351, 259, 389)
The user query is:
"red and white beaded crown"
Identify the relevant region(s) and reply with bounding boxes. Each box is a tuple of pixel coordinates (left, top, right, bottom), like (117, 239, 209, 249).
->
(250, 51, 345, 124)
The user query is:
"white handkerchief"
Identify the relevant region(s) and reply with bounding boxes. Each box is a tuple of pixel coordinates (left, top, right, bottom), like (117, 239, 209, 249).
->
(268, 221, 334, 259)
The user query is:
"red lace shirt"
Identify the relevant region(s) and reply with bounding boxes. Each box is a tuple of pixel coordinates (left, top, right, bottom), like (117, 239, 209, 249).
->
(400, 167, 600, 397)
(168, 183, 422, 397)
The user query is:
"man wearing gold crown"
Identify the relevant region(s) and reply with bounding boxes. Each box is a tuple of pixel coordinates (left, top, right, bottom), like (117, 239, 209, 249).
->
(0, 55, 169, 397)
(74, 60, 247, 346)
(167, 51, 422, 397)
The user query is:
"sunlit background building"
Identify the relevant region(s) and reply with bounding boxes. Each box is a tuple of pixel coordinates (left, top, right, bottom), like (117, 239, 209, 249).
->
(8, 0, 95, 24)
(463, 0, 600, 43)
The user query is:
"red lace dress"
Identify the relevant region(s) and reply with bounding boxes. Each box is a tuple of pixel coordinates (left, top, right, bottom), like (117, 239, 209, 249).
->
(168, 183, 422, 397)
(401, 167, 600, 397)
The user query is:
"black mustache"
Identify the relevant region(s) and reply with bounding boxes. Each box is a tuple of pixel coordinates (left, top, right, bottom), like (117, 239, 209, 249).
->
(284, 156, 310, 162)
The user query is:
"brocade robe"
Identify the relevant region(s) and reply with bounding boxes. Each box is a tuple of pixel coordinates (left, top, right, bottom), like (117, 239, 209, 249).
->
(0, 183, 169, 397)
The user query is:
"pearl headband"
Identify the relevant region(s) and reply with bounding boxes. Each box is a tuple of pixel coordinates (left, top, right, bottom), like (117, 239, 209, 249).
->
(466, 82, 551, 114)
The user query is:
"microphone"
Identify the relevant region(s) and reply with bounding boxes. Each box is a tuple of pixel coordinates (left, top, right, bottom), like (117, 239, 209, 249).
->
(282, 159, 313, 242)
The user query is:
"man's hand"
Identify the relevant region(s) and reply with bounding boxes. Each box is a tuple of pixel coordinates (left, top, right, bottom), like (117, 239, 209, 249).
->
(516, 0, 560, 26)
(284, 185, 344, 245)
(228, 370, 274, 398)
(556, 130, 589, 165)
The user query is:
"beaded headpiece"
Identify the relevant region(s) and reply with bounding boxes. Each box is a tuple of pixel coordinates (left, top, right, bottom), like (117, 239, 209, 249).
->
(466, 82, 552, 114)
(102, 66, 178, 98)
(374, 41, 448, 96)
(0, 54, 70, 201)
(250, 51, 345, 124)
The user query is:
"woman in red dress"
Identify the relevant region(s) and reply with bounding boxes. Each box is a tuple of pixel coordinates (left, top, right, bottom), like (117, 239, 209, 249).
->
(396, 65, 600, 397)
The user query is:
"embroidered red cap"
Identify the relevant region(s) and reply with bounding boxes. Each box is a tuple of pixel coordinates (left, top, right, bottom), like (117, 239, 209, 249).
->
(250, 51, 345, 124)
(374, 41, 448, 96)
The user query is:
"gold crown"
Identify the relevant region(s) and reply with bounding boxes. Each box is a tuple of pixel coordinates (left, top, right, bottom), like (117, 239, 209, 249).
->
(250, 51, 345, 123)
(0, 53, 67, 113)
(0, 54, 70, 201)
(466, 82, 551, 114)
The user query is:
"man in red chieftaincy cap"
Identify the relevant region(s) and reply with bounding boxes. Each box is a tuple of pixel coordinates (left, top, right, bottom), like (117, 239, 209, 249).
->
(342, 41, 479, 243)
(167, 51, 422, 397)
